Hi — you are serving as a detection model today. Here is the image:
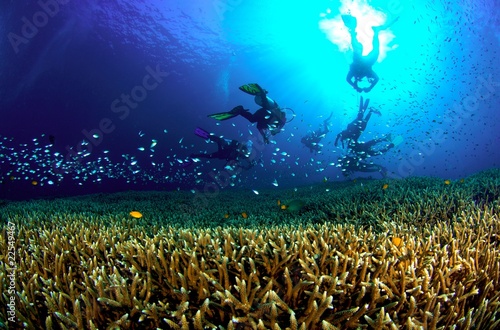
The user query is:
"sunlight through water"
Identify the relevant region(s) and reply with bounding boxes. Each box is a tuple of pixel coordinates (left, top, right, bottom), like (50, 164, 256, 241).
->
(319, 0, 397, 62)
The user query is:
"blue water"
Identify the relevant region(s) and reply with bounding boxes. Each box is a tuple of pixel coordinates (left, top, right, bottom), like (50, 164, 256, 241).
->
(0, 0, 499, 200)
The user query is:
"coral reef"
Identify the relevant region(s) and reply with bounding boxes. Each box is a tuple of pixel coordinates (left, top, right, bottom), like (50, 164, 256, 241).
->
(1, 169, 499, 329)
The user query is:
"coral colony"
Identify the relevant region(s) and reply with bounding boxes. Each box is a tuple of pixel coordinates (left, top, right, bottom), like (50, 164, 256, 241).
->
(1, 169, 499, 329)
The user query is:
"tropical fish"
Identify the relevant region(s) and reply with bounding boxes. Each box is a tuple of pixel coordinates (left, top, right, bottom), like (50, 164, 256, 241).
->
(241, 212, 248, 218)
(281, 199, 306, 212)
(382, 183, 389, 190)
(444, 180, 451, 185)
(129, 211, 143, 218)
(31, 180, 38, 186)
(392, 237, 402, 248)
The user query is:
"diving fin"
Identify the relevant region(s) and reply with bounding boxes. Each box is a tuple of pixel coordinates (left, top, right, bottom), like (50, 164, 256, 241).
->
(208, 105, 245, 121)
(194, 127, 211, 139)
(238, 83, 264, 96)
(325, 111, 334, 122)
(207, 112, 239, 121)
(341, 14, 357, 30)
(392, 135, 404, 147)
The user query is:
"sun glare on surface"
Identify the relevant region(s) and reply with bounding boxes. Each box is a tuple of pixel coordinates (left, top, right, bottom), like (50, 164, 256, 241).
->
(319, 0, 397, 62)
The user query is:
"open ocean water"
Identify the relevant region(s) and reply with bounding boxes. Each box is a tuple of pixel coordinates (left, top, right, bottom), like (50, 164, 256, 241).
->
(0, 0, 498, 201)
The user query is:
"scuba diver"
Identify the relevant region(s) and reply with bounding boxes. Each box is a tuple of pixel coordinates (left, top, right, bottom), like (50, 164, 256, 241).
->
(348, 135, 395, 159)
(339, 134, 397, 178)
(188, 127, 257, 170)
(342, 14, 399, 93)
(338, 154, 388, 178)
(335, 96, 380, 148)
(208, 83, 286, 144)
(301, 112, 333, 153)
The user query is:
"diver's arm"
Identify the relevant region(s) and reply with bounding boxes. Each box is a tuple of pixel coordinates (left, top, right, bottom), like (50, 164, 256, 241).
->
(334, 133, 342, 147)
(346, 71, 361, 92)
(364, 73, 379, 93)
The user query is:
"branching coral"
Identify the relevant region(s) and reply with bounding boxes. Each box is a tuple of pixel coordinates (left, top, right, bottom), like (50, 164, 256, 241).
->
(1, 170, 499, 329)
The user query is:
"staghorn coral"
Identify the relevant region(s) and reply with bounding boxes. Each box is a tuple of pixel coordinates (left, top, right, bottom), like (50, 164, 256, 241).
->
(0, 170, 499, 329)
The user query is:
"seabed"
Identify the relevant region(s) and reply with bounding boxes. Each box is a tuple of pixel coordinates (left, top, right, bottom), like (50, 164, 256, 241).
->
(1, 169, 499, 329)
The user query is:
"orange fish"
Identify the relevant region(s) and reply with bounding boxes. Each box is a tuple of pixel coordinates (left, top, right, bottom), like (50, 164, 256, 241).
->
(31, 180, 38, 186)
(392, 237, 402, 248)
(444, 180, 451, 185)
(129, 211, 143, 218)
(280, 204, 288, 210)
(382, 183, 389, 190)
(241, 212, 248, 219)
(224, 213, 229, 219)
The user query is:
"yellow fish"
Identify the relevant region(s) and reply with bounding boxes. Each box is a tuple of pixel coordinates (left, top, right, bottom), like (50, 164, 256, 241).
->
(224, 213, 229, 219)
(241, 212, 248, 219)
(129, 211, 143, 218)
(392, 237, 403, 248)
(31, 180, 38, 186)
(382, 183, 389, 190)
(444, 180, 451, 185)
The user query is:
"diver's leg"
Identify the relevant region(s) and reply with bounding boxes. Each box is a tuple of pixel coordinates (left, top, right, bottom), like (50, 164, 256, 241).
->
(364, 139, 380, 149)
(326, 111, 334, 121)
(342, 14, 362, 52)
(363, 98, 370, 111)
(357, 96, 365, 120)
(367, 17, 399, 64)
(238, 110, 258, 123)
(207, 135, 223, 145)
(359, 163, 383, 173)
(362, 111, 373, 128)
(351, 35, 363, 59)
(363, 111, 372, 126)
(190, 152, 213, 159)
(361, 104, 380, 127)
(378, 142, 395, 154)
(365, 30, 381, 65)
(322, 111, 333, 132)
